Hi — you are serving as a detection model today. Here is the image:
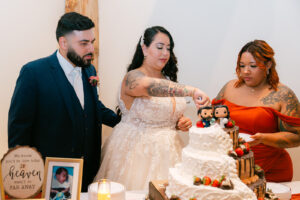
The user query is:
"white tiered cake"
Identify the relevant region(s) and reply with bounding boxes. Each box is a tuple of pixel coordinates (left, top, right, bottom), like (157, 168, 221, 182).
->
(165, 124, 257, 200)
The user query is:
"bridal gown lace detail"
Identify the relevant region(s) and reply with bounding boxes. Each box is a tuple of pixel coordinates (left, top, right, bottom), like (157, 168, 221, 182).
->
(94, 96, 186, 190)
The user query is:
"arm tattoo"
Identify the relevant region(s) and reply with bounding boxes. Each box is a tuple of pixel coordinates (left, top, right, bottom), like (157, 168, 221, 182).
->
(279, 118, 300, 135)
(215, 82, 228, 100)
(276, 139, 289, 148)
(147, 79, 191, 97)
(262, 85, 300, 147)
(277, 122, 300, 147)
(125, 70, 145, 90)
(261, 85, 300, 117)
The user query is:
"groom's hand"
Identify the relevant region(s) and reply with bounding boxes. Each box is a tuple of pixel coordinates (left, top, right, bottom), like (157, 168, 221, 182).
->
(176, 116, 192, 132)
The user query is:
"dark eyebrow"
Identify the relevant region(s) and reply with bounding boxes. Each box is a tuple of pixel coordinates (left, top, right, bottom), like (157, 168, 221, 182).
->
(156, 42, 170, 46)
(79, 38, 96, 43)
(240, 61, 256, 64)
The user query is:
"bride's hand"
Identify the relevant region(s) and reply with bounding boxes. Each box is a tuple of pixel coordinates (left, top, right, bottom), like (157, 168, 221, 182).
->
(193, 88, 210, 109)
(176, 115, 192, 132)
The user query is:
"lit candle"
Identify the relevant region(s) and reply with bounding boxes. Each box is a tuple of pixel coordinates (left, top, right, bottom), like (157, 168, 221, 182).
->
(98, 179, 111, 200)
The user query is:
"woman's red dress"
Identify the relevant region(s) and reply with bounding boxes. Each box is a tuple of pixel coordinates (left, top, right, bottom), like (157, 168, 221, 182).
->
(213, 99, 300, 182)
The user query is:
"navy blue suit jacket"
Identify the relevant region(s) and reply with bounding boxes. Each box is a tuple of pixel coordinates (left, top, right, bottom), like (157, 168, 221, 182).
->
(8, 51, 120, 191)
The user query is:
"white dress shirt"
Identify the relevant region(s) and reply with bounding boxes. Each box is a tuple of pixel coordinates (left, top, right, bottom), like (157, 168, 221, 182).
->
(56, 50, 84, 108)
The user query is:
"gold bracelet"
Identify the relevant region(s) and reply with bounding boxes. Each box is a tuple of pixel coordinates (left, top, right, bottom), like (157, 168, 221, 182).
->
(191, 88, 196, 98)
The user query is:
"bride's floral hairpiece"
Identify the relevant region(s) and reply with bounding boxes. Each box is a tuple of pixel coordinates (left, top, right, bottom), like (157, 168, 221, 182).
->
(140, 34, 144, 47)
(89, 76, 99, 87)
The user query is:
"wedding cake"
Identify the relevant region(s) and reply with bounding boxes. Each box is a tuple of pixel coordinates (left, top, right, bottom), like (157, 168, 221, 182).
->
(148, 105, 267, 200)
(165, 124, 257, 200)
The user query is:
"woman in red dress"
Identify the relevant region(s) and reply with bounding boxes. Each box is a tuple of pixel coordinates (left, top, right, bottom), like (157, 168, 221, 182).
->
(213, 40, 300, 182)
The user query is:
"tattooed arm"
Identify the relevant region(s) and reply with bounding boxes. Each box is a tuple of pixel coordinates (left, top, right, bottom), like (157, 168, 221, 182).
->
(124, 69, 210, 108)
(250, 85, 300, 148)
(215, 81, 231, 100)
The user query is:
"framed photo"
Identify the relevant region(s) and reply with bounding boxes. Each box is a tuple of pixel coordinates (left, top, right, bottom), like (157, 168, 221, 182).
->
(0, 161, 5, 200)
(42, 157, 83, 200)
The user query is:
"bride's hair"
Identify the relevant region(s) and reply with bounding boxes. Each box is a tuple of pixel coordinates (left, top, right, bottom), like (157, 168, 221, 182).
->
(127, 26, 179, 82)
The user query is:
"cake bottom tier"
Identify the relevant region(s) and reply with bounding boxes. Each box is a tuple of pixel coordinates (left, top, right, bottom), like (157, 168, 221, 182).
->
(165, 168, 257, 200)
(149, 179, 268, 200)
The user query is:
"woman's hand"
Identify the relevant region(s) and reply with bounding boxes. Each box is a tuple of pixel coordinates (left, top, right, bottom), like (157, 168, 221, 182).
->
(249, 133, 264, 146)
(176, 116, 192, 132)
(193, 88, 210, 109)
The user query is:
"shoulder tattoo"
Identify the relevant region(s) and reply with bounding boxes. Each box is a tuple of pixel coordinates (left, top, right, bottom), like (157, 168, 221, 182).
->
(215, 82, 228, 100)
(125, 70, 145, 90)
(261, 85, 300, 117)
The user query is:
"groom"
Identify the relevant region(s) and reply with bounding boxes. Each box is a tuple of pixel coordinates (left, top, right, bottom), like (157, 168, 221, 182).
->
(8, 12, 120, 191)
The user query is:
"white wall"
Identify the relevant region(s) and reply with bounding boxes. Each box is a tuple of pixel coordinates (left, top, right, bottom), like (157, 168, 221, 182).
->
(1, 0, 300, 180)
(0, 0, 65, 157)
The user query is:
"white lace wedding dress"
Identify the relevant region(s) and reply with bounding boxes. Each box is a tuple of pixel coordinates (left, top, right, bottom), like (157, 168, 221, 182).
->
(94, 96, 186, 190)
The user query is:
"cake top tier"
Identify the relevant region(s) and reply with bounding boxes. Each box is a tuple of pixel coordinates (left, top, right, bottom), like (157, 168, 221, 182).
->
(189, 124, 233, 155)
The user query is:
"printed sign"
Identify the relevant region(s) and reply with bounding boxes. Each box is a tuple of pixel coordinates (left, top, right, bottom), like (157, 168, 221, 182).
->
(1, 146, 44, 198)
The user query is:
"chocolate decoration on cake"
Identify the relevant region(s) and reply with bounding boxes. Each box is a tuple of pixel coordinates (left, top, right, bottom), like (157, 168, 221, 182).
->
(224, 126, 239, 149)
(170, 195, 181, 200)
(220, 178, 233, 190)
(254, 164, 265, 179)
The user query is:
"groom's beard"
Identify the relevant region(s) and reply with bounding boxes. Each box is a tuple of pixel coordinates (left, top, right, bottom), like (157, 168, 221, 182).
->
(67, 47, 94, 68)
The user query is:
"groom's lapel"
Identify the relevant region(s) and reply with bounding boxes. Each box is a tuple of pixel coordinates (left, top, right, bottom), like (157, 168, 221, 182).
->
(83, 66, 98, 103)
(48, 52, 79, 126)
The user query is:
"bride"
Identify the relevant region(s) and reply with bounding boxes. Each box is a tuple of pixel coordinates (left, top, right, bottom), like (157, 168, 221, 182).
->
(94, 26, 210, 190)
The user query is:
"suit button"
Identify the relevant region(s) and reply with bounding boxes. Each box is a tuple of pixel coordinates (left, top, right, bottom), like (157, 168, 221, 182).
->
(84, 114, 88, 118)
(71, 148, 74, 152)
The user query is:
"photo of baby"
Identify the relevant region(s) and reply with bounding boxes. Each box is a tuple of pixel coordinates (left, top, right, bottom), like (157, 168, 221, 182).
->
(50, 166, 73, 200)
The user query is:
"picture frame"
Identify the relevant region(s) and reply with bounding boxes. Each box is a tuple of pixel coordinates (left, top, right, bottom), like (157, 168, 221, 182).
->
(42, 157, 83, 200)
(0, 161, 5, 200)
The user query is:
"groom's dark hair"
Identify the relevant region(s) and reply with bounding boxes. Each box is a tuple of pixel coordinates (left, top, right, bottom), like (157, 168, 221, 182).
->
(56, 12, 95, 41)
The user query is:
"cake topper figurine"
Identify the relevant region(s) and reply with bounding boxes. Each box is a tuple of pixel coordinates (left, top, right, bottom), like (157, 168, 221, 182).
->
(213, 105, 235, 128)
(196, 106, 214, 128)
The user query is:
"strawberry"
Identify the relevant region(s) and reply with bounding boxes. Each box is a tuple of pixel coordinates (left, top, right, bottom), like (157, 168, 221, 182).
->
(244, 142, 250, 152)
(257, 198, 264, 200)
(193, 176, 202, 185)
(211, 179, 220, 187)
(240, 144, 248, 154)
(219, 175, 226, 183)
(225, 120, 235, 128)
(238, 137, 245, 144)
(235, 147, 244, 157)
(202, 176, 211, 185)
(196, 121, 204, 128)
(189, 198, 197, 200)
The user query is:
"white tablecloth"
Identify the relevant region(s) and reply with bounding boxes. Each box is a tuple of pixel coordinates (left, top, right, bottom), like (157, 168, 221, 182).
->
(80, 190, 147, 200)
(80, 181, 300, 200)
(283, 181, 300, 194)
